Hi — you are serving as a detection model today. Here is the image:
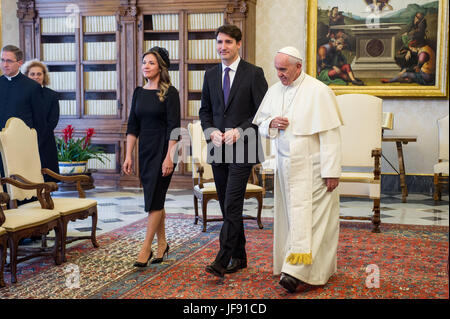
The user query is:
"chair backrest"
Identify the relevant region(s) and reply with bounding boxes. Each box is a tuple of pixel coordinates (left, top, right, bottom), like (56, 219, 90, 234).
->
(187, 121, 214, 180)
(336, 94, 383, 167)
(438, 115, 449, 161)
(0, 117, 44, 200)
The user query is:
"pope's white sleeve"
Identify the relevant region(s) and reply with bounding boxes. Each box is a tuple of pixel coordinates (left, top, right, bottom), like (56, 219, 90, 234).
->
(319, 127, 342, 178)
(258, 117, 279, 139)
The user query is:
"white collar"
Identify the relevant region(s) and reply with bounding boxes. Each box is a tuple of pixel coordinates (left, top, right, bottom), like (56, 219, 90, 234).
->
(286, 71, 305, 89)
(5, 70, 20, 81)
(222, 56, 241, 72)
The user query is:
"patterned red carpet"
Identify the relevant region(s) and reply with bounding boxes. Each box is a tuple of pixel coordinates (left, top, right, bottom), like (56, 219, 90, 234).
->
(0, 214, 448, 299)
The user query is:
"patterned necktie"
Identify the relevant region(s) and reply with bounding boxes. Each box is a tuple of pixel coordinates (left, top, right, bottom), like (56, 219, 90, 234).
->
(223, 67, 231, 105)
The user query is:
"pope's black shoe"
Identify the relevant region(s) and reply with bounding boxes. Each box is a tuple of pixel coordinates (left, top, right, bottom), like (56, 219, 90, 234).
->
(205, 262, 225, 278)
(279, 272, 301, 293)
(225, 258, 247, 274)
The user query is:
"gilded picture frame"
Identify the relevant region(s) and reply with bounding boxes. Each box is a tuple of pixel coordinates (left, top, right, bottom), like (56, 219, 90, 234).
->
(306, 0, 449, 97)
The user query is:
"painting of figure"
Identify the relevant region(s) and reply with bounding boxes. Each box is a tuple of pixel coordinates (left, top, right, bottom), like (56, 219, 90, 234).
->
(308, 0, 446, 95)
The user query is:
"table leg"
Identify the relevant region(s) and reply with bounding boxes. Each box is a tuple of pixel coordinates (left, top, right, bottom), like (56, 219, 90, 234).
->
(395, 141, 408, 203)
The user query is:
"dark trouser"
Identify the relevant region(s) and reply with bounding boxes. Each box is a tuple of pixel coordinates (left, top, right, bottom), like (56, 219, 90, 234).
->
(212, 163, 253, 269)
(0, 156, 6, 193)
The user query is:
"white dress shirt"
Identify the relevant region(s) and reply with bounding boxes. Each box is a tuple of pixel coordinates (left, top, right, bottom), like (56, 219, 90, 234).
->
(222, 55, 241, 89)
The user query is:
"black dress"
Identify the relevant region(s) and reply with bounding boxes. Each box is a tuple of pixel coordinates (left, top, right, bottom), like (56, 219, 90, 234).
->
(40, 87, 60, 181)
(126, 86, 181, 212)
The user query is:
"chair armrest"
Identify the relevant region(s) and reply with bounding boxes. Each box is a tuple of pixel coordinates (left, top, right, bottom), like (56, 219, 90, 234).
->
(42, 168, 91, 183)
(372, 148, 382, 181)
(0, 176, 55, 209)
(10, 174, 58, 192)
(0, 192, 9, 205)
(0, 192, 9, 225)
(42, 168, 91, 198)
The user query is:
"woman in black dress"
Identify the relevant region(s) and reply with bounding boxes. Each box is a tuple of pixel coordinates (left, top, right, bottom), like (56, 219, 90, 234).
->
(22, 59, 60, 181)
(123, 47, 180, 267)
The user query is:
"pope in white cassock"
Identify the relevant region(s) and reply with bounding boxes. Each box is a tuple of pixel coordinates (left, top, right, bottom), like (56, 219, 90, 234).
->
(252, 47, 343, 293)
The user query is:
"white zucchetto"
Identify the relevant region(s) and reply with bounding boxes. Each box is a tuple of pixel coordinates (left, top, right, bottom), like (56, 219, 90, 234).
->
(277, 46, 303, 60)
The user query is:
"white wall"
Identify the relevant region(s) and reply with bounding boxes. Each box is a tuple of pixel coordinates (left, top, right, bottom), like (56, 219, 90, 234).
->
(255, 0, 449, 175)
(1, 0, 20, 48)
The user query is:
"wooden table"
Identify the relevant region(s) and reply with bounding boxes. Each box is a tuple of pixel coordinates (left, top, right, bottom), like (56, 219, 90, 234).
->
(382, 135, 417, 202)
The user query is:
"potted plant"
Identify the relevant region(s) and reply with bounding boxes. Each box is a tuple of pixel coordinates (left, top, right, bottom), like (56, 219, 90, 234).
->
(56, 125, 107, 174)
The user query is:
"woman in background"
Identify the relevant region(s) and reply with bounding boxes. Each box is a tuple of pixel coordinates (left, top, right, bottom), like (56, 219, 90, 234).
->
(122, 47, 180, 267)
(22, 59, 60, 181)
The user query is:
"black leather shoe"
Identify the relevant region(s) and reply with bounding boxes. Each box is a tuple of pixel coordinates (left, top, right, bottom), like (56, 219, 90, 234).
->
(225, 258, 247, 274)
(279, 272, 301, 293)
(205, 262, 225, 278)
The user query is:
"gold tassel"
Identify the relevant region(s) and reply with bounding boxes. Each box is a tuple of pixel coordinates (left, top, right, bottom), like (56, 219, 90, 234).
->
(286, 253, 312, 265)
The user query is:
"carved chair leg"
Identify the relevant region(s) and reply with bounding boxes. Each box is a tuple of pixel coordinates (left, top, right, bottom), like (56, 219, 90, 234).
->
(8, 237, 19, 284)
(54, 221, 63, 265)
(91, 210, 99, 248)
(438, 174, 444, 201)
(371, 198, 381, 233)
(61, 218, 68, 263)
(433, 173, 440, 203)
(0, 241, 5, 287)
(256, 194, 263, 229)
(193, 195, 199, 225)
(41, 234, 48, 248)
(201, 199, 208, 232)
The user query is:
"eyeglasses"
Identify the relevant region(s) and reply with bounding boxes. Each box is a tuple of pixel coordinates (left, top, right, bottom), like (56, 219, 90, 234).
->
(0, 59, 18, 64)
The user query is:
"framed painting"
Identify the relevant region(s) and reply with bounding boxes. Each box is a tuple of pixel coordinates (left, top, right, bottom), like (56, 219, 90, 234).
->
(306, 0, 449, 97)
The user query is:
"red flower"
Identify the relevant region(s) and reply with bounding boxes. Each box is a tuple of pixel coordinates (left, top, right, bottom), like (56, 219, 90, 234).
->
(83, 128, 95, 149)
(62, 125, 74, 145)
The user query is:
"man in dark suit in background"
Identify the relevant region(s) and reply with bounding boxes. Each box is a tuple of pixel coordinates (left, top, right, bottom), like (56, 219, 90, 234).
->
(199, 24, 268, 278)
(0, 45, 46, 185)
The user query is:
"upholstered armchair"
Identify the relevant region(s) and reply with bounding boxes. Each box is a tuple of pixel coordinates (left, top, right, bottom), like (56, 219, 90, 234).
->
(434, 115, 449, 202)
(335, 94, 383, 233)
(0, 118, 98, 263)
(0, 187, 62, 284)
(187, 121, 263, 232)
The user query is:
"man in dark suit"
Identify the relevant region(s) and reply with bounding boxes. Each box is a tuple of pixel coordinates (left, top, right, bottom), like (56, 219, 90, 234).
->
(0, 45, 46, 186)
(199, 24, 268, 278)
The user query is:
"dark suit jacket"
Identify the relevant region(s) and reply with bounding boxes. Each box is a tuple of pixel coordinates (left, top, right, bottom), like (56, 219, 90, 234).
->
(199, 59, 268, 165)
(0, 72, 46, 179)
(40, 87, 60, 177)
(0, 72, 46, 143)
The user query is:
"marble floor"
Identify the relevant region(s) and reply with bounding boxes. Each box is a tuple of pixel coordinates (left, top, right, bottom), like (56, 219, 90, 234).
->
(53, 187, 449, 240)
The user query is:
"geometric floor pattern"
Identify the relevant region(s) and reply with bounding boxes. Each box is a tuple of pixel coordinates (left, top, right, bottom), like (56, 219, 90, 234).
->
(55, 187, 449, 240)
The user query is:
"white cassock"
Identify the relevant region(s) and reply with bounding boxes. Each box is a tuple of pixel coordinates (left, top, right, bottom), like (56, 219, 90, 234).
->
(253, 71, 343, 285)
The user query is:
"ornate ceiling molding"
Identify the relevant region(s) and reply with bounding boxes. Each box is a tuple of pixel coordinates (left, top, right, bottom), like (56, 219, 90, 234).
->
(17, 0, 36, 21)
(226, 1, 249, 16)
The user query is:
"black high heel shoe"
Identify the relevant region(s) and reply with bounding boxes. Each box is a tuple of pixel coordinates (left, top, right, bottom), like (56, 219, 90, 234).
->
(133, 250, 153, 267)
(151, 244, 169, 264)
